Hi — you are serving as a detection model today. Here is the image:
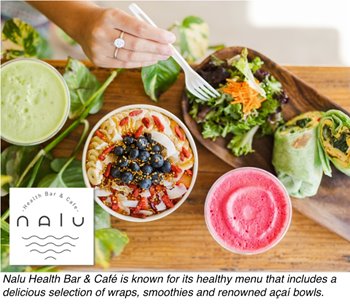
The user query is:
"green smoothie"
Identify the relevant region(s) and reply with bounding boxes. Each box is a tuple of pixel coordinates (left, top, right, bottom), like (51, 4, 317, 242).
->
(1, 59, 69, 145)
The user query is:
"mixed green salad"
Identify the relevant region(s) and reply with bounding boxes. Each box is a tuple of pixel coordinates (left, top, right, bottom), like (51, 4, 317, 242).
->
(188, 48, 289, 156)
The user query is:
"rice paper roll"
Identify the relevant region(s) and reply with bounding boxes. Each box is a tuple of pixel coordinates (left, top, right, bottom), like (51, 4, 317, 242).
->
(317, 109, 350, 177)
(272, 111, 323, 198)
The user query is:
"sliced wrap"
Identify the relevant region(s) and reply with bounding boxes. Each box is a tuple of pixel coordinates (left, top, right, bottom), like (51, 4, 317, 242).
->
(272, 111, 324, 198)
(317, 109, 350, 177)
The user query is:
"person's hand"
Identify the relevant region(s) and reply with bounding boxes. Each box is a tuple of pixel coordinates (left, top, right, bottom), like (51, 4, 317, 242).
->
(78, 7, 176, 68)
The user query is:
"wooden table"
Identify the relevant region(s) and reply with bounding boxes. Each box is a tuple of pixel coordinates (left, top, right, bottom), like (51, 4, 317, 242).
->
(39, 62, 350, 271)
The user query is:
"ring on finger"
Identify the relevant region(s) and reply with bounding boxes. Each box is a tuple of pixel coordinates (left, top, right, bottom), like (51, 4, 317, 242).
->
(113, 31, 125, 59)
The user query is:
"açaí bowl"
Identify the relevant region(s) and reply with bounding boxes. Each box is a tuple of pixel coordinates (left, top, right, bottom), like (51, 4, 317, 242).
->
(82, 104, 198, 222)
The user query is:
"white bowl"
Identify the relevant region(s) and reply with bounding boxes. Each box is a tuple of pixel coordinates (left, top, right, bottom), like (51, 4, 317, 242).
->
(82, 104, 198, 222)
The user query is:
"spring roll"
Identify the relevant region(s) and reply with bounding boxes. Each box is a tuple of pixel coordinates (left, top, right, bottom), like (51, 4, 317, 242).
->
(317, 109, 350, 177)
(272, 111, 324, 198)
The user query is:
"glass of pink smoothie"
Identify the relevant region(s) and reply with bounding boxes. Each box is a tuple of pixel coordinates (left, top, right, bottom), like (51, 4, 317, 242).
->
(205, 167, 292, 254)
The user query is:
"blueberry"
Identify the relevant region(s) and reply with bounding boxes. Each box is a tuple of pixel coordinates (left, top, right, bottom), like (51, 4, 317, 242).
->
(139, 150, 150, 162)
(129, 148, 139, 159)
(152, 144, 161, 153)
(141, 165, 153, 175)
(151, 154, 164, 168)
(136, 136, 148, 149)
(110, 166, 121, 178)
(139, 178, 152, 189)
(123, 136, 134, 145)
(113, 146, 124, 156)
(130, 162, 140, 171)
(150, 172, 160, 184)
(118, 156, 129, 167)
(121, 172, 133, 184)
(160, 160, 171, 173)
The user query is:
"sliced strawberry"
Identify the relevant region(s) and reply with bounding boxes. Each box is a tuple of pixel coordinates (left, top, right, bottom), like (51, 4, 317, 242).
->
(129, 109, 143, 117)
(132, 188, 140, 199)
(162, 194, 174, 208)
(119, 117, 129, 126)
(134, 125, 144, 138)
(175, 125, 185, 141)
(152, 115, 164, 132)
(142, 117, 151, 128)
(150, 185, 156, 196)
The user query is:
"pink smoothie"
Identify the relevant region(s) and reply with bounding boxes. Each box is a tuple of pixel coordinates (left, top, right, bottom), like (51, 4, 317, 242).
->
(205, 167, 291, 254)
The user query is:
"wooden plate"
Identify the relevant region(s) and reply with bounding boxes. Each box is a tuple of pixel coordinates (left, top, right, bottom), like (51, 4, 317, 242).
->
(182, 46, 350, 241)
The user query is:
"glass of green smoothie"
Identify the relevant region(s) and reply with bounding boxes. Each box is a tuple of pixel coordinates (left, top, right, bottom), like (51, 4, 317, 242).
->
(1, 58, 70, 145)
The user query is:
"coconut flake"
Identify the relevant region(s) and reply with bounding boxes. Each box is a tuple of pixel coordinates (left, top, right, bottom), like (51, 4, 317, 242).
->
(140, 190, 151, 198)
(139, 210, 154, 216)
(156, 201, 167, 211)
(167, 184, 187, 199)
(95, 188, 112, 197)
(123, 200, 138, 208)
(151, 131, 178, 158)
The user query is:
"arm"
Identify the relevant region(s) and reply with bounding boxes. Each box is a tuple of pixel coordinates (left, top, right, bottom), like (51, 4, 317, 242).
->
(28, 1, 175, 68)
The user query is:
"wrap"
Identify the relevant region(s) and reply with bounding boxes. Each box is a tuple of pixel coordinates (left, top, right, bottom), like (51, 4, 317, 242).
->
(272, 111, 324, 198)
(317, 109, 350, 177)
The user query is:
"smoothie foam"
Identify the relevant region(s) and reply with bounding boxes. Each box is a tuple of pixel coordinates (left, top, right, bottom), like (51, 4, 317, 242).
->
(1, 59, 69, 145)
(205, 167, 291, 254)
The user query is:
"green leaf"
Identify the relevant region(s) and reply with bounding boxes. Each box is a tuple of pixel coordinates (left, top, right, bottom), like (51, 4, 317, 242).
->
(63, 57, 103, 119)
(178, 16, 209, 63)
(1, 145, 40, 194)
(95, 228, 129, 269)
(38, 158, 85, 188)
(94, 203, 111, 230)
(227, 126, 259, 156)
(141, 58, 181, 101)
(2, 18, 51, 59)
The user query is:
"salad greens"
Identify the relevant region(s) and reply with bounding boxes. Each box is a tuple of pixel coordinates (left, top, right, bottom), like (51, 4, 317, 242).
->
(189, 48, 288, 156)
(2, 18, 52, 59)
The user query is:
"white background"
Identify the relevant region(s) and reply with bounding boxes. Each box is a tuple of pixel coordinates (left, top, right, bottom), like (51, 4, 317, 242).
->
(0, 272, 349, 305)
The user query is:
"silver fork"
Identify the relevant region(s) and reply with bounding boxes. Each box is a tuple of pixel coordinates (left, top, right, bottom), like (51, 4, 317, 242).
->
(129, 3, 221, 101)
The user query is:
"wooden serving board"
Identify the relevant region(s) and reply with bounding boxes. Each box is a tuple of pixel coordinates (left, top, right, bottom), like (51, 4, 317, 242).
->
(182, 47, 350, 242)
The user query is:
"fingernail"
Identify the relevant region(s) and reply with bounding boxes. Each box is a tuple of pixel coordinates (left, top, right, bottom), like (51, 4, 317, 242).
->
(165, 32, 176, 43)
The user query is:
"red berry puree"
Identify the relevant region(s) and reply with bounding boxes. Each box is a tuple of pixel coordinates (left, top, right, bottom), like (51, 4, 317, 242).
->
(205, 167, 291, 254)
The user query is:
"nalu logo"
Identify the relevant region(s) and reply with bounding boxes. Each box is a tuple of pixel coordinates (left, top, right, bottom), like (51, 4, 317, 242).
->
(10, 188, 94, 265)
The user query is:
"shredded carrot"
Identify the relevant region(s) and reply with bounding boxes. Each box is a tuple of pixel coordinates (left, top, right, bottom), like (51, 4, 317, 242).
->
(221, 79, 266, 114)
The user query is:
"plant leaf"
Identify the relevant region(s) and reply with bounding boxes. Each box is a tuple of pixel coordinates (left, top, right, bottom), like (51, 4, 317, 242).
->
(63, 57, 103, 119)
(38, 158, 85, 187)
(94, 228, 129, 268)
(178, 16, 209, 63)
(1, 145, 40, 195)
(141, 58, 181, 101)
(94, 203, 111, 230)
(1, 18, 51, 59)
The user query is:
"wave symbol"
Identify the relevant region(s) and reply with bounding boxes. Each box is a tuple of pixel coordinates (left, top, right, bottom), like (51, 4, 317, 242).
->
(22, 235, 79, 240)
(30, 249, 71, 254)
(25, 242, 76, 247)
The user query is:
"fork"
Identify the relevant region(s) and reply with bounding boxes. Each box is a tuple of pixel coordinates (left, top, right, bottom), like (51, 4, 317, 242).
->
(129, 3, 221, 101)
